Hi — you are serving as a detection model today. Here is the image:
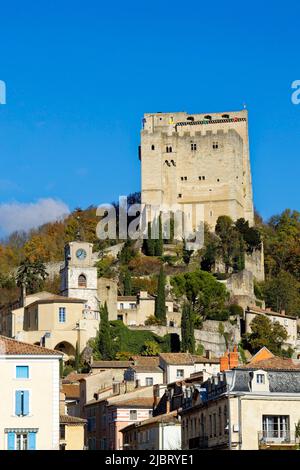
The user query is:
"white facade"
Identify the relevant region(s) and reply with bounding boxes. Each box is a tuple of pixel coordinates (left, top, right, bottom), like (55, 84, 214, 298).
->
(60, 241, 99, 312)
(138, 423, 181, 450)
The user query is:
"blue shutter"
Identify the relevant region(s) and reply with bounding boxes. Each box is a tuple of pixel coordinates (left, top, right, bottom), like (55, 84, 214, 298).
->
(28, 432, 36, 450)
(16, 366, 29, 378)
(7, 432, 15, 450)
(15, 391, 22, 415)
(23, 391, 29, 416)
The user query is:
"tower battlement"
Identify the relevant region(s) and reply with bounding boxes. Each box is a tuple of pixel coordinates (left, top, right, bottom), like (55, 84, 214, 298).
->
(140, 110, 254, 230)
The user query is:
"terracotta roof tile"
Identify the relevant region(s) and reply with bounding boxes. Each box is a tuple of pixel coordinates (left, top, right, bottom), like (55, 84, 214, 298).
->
(159, 353, 194, 365)
(0, 335, 63, 356)
(60, 414, 87, 425)
(242, 356, 300, 370)
(61, 384, 80, 399)
(122, 411, 179, 432)
(108, 397, 154, 408)
(91, 360, 132, 369)
(131, 356, 160, 367)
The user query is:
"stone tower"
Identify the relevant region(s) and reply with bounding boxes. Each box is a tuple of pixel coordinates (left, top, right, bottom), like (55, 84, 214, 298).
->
(140, 110, 254, 230)
(60, 241, 99, 312)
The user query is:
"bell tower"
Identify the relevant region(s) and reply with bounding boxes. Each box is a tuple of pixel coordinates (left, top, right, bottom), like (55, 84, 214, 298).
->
(60, 241, 99, 312)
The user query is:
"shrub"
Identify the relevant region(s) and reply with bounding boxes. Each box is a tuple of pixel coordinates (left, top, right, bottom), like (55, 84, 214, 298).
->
(229, 304, 244, 317)
(128, 256, 162, 276)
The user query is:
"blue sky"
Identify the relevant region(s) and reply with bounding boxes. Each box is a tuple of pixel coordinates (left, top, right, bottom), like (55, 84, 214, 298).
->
(0, 0, 300, 235)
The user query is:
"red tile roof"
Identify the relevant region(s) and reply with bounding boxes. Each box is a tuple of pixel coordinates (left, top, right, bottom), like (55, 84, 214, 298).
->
(61, 384, 80, 399)
(159, 353, 194, 365)
(108, 397, 154, 408)
(0, 336, 63, 356)
(242, 356, 300, 370)
(63, 372, 90, 383)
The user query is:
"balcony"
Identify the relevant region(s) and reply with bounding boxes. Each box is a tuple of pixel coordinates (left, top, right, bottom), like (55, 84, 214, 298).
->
(258, 430, 298, 449)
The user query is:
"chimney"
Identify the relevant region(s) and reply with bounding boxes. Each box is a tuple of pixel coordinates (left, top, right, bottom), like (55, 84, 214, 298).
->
(220, 351, 229, 372)
(228, 345, 239, 369)
(281, 310, 286, 316)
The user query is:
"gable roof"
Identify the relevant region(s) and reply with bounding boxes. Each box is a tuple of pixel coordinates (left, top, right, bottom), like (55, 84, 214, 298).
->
(91, 360, 132, 369)
(60, 414, 87, 425)
(0, 335, 62, 356)
(108, 397, 154, 408)
(249, 347, 274, 364)
(26, 295, 87, 308)
(247, 306, 297, 320)
(131, 356, 160, 367)
(159, 353, 194, 365)
(242, 356, 300, 371)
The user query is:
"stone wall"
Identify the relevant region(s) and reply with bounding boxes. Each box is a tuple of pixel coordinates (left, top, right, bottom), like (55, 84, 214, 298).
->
(129, 319, 241, 357)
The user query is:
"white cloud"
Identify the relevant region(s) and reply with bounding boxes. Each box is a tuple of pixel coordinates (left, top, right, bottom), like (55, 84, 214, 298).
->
(0, 198, 70, 235)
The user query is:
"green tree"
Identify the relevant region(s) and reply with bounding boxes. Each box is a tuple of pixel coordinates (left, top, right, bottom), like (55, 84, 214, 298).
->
(171, 269, 229, 321)
(141, 340, 161, 356)
(75, 341, 81, 372)
(123, 269, 132, 296)
(118, 240, 136, 265)
(245, 315, 288, 355)
(262, 271, 300, 316)
(155, 213, 163, 256)
(181, 302, 195, 353)
(16, 258, 48, 296)
(155, 266, 166, 324)
(96, 302, 114, 360)
(144, 221, 155, 256)
(215, 216, 244, 273)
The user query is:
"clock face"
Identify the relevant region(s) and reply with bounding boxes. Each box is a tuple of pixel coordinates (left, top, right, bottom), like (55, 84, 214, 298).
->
(76, 248, 87, 260)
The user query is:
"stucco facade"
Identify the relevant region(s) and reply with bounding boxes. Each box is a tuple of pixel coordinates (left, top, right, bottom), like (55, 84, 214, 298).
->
(0, 337, 61, 450)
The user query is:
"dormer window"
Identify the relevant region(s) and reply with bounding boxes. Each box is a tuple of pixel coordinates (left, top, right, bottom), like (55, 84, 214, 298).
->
(257, 374, 265, 384)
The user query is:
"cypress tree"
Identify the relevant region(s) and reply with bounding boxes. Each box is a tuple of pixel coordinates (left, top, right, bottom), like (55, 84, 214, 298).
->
(144, 221, 155, 256)
(155, 266, 166, 324)
(75, 341, 81, 372)
(181, 302, 195, 353)
(155, 213, 163, 256)
(97, 302, 114, 360)
(123, 269, 132, 296)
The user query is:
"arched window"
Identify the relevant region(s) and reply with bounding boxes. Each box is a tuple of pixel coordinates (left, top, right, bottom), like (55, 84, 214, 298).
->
(78, 274, 87, 288)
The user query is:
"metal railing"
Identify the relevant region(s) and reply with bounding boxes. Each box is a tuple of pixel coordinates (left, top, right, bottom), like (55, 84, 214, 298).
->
(258, 430, 296, 445)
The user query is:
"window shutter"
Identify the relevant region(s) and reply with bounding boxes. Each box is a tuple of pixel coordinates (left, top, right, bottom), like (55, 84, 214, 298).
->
(28, 432, 36, 450)
(15, 391, 22, 415)
(7, 432, 15, 450)
(23, 391, 30, 415)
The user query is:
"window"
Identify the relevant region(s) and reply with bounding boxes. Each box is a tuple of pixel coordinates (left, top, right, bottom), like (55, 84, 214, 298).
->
(59, 307, 66, 323)
(16, 366, 29, 379)
(212, 142, 218, 149)
(257, 374, 265, 384)
(130, 410, 137, 420)
(166, 146, 172, 153)
(7, 432, 36, 450)
(117, 315, 123, 321)
(178, 194, 182, 198)
(181, 176, 187, 181)
(262, 415, 289, 440)
(151, 145, 155, 150)
(191, 143, 197, 151)
(119, 303, 124, 310)
(209, 415, 213, 437)
(15, 390, 29, 416)
(202, 176, 206, 180)
(78, 274, 87, 288)
(146, 377, 153, 386)
(176, 369, 184, 378)
(129, 303, 136, 309)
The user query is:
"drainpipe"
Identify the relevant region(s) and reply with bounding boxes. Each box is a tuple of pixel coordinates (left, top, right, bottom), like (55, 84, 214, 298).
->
(238, 396, 242, 450)
(227, 382, 232, 450)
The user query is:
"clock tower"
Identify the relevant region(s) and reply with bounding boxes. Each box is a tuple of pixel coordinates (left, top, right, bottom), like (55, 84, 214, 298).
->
(60, 241, 99, 311)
